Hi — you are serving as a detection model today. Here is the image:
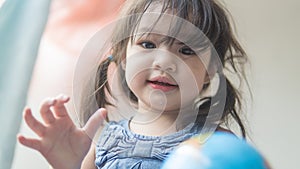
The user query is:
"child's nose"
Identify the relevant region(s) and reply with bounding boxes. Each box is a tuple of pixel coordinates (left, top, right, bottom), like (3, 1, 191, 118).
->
(152, 52, 176, 72)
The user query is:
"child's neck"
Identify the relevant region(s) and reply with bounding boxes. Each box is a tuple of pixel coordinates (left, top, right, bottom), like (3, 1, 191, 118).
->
(129, 107, 195, 136)
(129, 112, 178, 136)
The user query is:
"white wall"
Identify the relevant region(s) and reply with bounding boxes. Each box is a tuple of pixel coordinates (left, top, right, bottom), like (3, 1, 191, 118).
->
(226, 0, 300, 168)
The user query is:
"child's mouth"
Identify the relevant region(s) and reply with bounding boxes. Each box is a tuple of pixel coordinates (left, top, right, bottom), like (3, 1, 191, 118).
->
(147, 77, 178, 92)
(148, 80, 177, 86)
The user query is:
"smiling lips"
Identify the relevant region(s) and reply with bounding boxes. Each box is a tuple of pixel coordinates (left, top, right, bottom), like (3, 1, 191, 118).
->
(147, 76, 178, 92)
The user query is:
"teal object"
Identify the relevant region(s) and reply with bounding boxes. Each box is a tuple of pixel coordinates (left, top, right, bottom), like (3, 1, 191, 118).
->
(0, 0, 51, 168)
(162, 132, 266, 169)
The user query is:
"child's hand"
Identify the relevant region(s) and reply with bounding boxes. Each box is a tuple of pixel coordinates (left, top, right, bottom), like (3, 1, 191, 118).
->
(17, 95, 107, 169)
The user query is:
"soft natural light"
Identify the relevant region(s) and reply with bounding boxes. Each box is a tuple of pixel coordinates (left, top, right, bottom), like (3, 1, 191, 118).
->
(0, 0, 5, 8)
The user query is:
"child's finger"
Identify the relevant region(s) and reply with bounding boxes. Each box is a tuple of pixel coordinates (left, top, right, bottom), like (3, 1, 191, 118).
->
(23, 107, 46, 137)
(83, 108, 107, 139)
(40, 98, 56, 124)
(17, 134, 42, 152)
(52, 94, 70, 118)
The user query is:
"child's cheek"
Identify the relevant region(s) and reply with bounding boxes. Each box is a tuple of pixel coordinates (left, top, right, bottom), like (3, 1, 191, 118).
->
(125, 52, 152, 77)
(124, 52, 153, 91)
(175, 63, 202, 106)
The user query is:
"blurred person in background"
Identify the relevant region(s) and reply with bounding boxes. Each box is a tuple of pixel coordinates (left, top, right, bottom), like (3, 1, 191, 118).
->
(11, 0, 124, 168)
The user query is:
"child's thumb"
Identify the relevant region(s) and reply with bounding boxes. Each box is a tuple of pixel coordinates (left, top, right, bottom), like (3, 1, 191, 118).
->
(83, 108, 107, 139)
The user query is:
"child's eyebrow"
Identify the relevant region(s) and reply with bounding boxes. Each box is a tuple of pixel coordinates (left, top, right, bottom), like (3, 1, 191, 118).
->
(174, 41, 185, 45)
(135, 27, 193, 46)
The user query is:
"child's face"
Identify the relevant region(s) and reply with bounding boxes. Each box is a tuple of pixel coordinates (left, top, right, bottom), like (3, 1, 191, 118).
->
(123, 4, 211, 114)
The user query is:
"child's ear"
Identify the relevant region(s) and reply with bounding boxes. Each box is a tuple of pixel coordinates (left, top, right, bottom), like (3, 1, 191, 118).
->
(203, 72, 210, 85)
(121, 58, 126, 70)
(200, 73, 220, 98)
(121, 59, 126, 70)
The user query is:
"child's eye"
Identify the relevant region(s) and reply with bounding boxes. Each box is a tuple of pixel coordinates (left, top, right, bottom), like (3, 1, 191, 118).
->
(179, 46, 196, 55)
(139, 41, 156, 49)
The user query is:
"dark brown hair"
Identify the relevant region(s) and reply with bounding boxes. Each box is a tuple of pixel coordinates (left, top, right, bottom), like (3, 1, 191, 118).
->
(81, 0, 248, 138)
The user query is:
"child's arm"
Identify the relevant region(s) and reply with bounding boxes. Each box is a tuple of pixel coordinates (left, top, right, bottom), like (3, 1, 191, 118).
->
(81, 143, 97, 169)
(17, 95, 106, 169)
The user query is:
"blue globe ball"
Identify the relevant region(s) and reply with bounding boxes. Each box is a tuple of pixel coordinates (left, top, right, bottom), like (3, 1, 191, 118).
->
(161, 132, 267, 169)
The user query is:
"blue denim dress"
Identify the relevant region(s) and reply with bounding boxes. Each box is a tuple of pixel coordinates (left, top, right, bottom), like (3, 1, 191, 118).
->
(95, 120, 201, 169)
